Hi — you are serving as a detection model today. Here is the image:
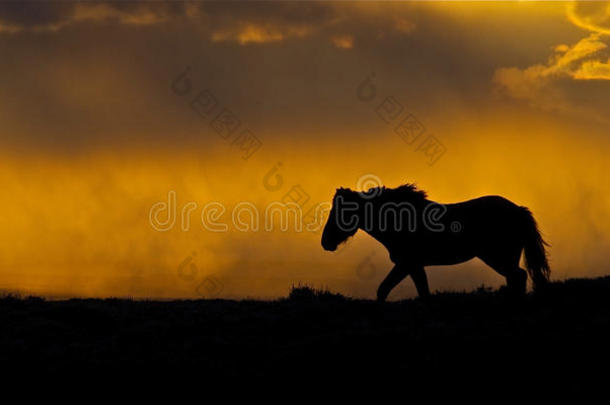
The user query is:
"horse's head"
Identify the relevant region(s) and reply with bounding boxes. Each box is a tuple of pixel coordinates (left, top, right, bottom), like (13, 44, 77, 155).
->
(321, 188, 360, 251)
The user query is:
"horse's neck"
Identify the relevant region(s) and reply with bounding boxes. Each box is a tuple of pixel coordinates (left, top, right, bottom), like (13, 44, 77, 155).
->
(356, 198, 425, 243)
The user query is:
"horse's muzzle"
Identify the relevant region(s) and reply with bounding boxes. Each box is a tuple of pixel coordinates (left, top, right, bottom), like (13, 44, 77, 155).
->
(322, 242, 337, 252)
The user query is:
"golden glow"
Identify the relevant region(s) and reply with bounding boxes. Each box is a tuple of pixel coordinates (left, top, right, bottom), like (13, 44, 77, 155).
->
(212, 24, 285, 45)
(2, 117, 610, 299)
(72, 3, 170, 26)
(2, 1, 610, 299)
(567, 1, 610, 36)
(331, 35, 354, 49)
(572, 58, 610, 80)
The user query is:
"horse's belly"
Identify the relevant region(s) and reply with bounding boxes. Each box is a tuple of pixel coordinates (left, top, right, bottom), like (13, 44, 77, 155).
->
(423, 250, 476, 266)
(414, 239, 476, 266)
(389, 242, 475, 266)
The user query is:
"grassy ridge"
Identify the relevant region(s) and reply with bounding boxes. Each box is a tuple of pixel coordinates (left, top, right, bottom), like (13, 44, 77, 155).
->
(2, 277, 610, 385)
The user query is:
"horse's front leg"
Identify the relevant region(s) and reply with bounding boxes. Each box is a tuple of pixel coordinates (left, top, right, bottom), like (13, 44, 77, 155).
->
(377, 264, 430, 302)
(410, 266, 430, 299)
(376, 264, 409, 302)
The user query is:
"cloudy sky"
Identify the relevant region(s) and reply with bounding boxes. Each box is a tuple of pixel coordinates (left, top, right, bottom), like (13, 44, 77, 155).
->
(2, 1, 610, 299)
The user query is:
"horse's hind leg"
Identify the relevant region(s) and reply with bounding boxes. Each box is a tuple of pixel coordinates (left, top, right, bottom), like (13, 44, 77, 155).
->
(479, 252, 526, 296)
(507, 267, 527, 295)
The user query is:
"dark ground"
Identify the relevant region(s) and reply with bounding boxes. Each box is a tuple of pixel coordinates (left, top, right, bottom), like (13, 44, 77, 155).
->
(2, 277, 610, 387)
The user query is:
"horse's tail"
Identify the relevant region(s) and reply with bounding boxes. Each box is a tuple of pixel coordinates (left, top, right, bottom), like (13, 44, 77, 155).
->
(520, 206, 550, 290)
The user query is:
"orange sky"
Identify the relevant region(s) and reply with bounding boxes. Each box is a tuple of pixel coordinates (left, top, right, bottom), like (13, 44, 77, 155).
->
(1, 2, 610, 299)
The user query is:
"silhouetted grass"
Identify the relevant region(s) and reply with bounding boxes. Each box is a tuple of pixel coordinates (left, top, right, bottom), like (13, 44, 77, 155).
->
(2, 276, 610, 388)
(287, 284, 347, 302)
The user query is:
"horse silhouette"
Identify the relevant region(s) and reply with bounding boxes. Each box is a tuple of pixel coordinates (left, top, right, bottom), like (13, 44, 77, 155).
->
(321, 183, 550, 301)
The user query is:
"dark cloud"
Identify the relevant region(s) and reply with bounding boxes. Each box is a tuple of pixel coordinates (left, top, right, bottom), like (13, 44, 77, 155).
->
(199, 1, 339, 25)
(0, 1, 190, 31)
(0, 2, 74, 28)
(0, 1, 339, 33)
(0, 1, 607, 153)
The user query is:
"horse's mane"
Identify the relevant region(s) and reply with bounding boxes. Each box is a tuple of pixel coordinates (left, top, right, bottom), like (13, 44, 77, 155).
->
(339, 183, 428, 204)
(370, 183, 428, 203)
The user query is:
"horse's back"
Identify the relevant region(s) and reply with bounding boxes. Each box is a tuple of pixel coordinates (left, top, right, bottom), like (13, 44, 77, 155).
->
(446, 195, 519, 210)
(382, 194, 528, 265)
(445, 195, 522, 222)
(443, 195, 528, 249)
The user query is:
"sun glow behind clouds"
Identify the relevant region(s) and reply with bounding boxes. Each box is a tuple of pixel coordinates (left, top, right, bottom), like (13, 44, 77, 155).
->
(567, 1, 610, 36)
